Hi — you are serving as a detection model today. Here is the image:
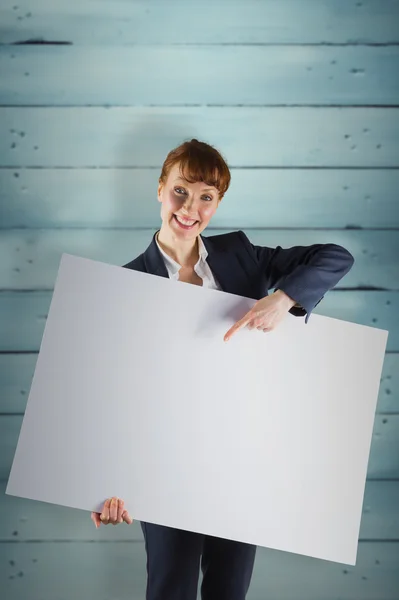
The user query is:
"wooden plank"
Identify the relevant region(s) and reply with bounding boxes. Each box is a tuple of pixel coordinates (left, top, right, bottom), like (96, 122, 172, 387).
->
(370, 415, 399, 478)
(1, 45, 399, 106)
(1, 0, 398, 45)
(1, 168, 399, 229)
(1, 541, 399, 600)
(0, 290, 397, 352)
(1, 107, 398, 167)
(1, 413, 398, 481)
(1, 352, 397, 416)
(0, 229, 398, 290)
(1, 479, 398, 541)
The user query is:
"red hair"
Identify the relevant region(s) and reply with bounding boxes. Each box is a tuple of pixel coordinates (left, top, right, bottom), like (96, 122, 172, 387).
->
(159, 138, 231, 200)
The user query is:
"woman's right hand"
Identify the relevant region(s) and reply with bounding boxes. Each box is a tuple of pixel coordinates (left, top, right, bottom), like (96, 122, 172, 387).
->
(91, 497, 134, 528)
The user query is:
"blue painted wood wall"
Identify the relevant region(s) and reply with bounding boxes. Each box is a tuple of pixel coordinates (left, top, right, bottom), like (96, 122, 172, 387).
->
(0, 1, 398, 598)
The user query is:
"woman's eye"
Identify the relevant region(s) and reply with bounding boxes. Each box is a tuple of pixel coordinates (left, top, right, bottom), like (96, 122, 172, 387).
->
(175, 188, 212, 201)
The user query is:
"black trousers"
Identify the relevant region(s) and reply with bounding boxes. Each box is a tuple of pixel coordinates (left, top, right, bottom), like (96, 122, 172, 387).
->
(140, 520, 257, 600)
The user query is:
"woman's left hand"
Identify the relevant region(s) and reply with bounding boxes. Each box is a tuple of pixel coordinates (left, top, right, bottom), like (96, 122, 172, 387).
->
(223, 290, 297, 342)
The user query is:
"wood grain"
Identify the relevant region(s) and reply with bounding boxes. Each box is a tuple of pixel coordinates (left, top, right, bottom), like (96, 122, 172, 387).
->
(0, 229, 397, 290)
(1, 168, 398, 228)
(1, 107, 398, 167)
(1, 541, 398, 599)
(1, 45, 399, 106)
(1, 0, 398, 45)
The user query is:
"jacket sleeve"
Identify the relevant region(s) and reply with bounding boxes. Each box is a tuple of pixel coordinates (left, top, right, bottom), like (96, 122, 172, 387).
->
(238, 230, 355, 324)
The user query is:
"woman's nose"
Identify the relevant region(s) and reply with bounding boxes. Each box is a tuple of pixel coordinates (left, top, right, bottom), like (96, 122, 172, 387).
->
(182, 197, 197, 213)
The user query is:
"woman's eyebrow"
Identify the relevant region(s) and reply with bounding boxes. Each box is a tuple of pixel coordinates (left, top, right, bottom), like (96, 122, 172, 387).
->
(174, 178, 215, 192)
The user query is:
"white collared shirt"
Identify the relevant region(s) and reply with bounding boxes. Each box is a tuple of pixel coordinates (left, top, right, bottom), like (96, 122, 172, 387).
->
(155, 232, 222, 291)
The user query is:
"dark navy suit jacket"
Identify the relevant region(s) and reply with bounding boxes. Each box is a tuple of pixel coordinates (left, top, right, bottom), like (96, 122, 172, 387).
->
(123, 229, 354, 324)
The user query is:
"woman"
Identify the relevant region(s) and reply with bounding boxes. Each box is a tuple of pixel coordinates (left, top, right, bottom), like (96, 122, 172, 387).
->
(91, 138, 355, 599)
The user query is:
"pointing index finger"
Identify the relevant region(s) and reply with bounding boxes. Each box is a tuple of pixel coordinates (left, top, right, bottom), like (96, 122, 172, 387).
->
(224, 313, 252, 342)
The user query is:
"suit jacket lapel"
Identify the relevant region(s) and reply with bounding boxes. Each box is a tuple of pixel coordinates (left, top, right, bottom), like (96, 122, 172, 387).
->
(142, 231, 251, 297)
(142, 232, 170, 279)
(201, 234, 250, 297)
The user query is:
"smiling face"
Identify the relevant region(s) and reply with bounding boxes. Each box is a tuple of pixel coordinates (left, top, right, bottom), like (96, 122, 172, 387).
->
(157, 162, 221, 242)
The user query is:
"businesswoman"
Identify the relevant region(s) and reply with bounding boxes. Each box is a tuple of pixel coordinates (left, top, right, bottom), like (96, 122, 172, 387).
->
(91, 138, 355, 600)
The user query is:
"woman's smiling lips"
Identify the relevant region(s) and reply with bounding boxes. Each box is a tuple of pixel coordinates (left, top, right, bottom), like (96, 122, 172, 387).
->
(173, 214, 199, 229)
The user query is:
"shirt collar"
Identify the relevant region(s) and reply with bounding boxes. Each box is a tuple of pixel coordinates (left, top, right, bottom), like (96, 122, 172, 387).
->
(155, 231, 208, 275)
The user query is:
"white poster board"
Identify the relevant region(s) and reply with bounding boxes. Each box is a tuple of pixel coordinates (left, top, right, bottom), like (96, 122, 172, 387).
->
(6, 254, 388, 565)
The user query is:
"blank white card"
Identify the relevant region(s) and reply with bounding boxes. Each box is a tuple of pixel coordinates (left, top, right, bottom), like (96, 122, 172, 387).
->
(6, 254, 388, 565)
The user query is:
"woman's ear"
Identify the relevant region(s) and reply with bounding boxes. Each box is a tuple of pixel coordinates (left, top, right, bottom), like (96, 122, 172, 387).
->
(157, 182, 163, 202)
